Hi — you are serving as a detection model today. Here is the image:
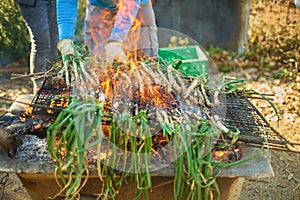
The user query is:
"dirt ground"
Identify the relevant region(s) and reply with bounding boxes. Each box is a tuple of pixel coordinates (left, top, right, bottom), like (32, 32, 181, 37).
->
(227, 71, 300, 200)
(1, 0, 300, 200)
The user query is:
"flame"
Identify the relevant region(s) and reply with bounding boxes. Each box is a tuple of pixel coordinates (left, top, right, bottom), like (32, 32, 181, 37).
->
(214, 150, 226, 158)
(47, 109, 55, 114)
(116, 0, 141, 30)
(34, 123, 42, 130)
(47, 97, 69, 114)
(24, 105, 32, 115)
(88, 0, 148, 62)
(212, 146, 241, 163)
(19, 105, 33, 120)
(101, 79, 112, 100)
(115, 0, 142, 61)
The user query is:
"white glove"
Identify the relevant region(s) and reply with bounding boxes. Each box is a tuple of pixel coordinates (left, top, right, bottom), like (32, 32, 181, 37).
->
(104, 41, 126, 64)
(57, 39, 75, 56)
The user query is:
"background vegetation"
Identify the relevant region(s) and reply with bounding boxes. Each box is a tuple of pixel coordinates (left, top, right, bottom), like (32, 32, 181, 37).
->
(0, 0, 299, 81)
(0, 0, 86, 65)
(0, 0, 30, 65)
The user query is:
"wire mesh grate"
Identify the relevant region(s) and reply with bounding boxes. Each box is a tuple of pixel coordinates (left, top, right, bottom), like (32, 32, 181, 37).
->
(222, 93, 292, 150)
(29, 76, 292, 151)
(31, 77, 70, 117)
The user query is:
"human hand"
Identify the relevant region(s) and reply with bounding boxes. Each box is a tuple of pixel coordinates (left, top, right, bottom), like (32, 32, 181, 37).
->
(57, 39, 75, 56)
(104, 41, 126, 64)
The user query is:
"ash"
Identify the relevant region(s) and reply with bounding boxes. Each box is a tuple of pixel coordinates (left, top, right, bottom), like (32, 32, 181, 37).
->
(15, 134, 51, 162)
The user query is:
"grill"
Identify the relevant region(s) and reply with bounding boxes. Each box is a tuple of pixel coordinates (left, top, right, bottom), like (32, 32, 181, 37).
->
(221, 93, 292, 151)
(31, 76, 70, 117)
(28, 74, 294, 152)
(1, 69, 290, 200)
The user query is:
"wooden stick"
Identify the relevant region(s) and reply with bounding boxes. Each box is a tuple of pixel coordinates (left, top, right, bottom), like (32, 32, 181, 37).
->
(0, 96, 63, 111)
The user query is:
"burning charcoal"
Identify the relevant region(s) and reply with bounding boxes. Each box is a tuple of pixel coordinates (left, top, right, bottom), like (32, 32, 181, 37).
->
(211, 143, 242, 163)
(24, 118, 48, 138)
(7, 94, 34, 115)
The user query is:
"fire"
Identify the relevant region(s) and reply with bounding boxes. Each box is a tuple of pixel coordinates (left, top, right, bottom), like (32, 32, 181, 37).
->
(214, 150, 226, 158)
(100, 78, 112, 100)
(47, 109, 54, 114)
(47, 96, 69, 114)
(116, 0, 142, 31)
(115, 0, 142, 60)
(212, 145, 241, 163)
(34, 123, 42, 130)
(88, 0, 150, 62)
(98, 63, 177, 114)
(19, 105, 33, 121)
(24, 105, 32, 115)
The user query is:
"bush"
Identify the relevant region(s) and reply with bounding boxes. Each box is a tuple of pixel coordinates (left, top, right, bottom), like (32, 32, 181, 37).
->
(0, 0, 30, 65)
(75, 0, 86, 45)
(0, 0, 86, 66)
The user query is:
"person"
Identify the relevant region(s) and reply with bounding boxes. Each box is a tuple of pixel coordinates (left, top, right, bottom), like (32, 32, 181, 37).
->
(17, 0, 58, 93)
(56, 0, 158, 64)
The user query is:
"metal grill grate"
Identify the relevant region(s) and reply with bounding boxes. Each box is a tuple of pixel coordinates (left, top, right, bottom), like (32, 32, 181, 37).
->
(30, 77, 293, 151)
(222, 93, 292, 151)
(31, 77, 70, 117)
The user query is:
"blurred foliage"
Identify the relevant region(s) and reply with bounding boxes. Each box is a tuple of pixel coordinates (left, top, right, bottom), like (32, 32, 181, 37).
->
(272, 68, 288, 79)
(208, 45, 225, 57)
(75, 0, 87, 45)
(0, 0, 86, 65)
(0, 0, 30, 63)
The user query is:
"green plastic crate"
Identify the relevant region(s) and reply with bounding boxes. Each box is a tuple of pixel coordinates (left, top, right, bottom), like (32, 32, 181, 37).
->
(158, 45, 208, 76)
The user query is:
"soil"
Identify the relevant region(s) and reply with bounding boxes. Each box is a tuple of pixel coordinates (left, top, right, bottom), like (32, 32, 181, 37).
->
(227, 71, 300, 200)
(0, 0, 300, 200)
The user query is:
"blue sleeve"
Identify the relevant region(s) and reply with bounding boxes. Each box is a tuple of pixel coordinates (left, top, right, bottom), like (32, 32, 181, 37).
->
(109, 0, 142, 42)
(57, 0, 78, 41)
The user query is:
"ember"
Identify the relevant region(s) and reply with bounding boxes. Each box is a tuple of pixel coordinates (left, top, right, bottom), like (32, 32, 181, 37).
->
(37, 50, 239, 199)
(212, 143, 242, 163)
(0, 44, 289, 200)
